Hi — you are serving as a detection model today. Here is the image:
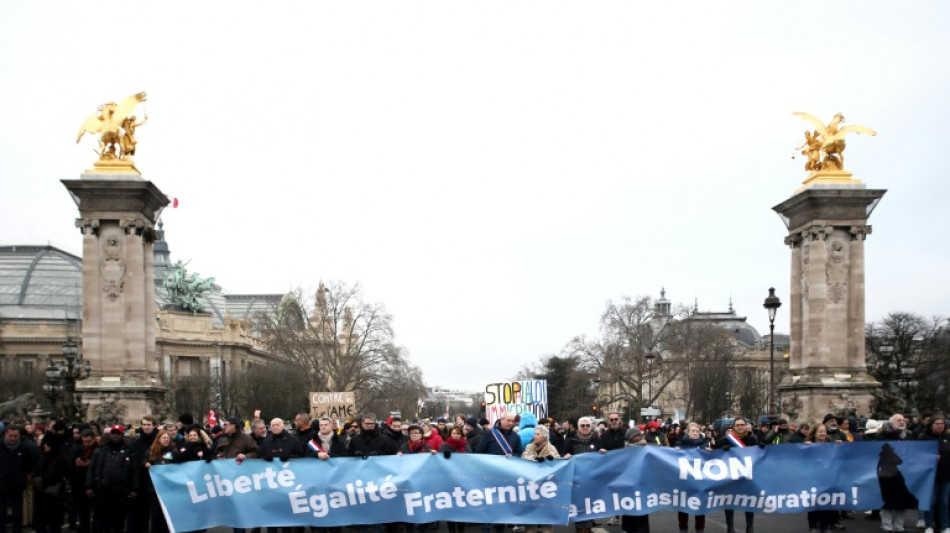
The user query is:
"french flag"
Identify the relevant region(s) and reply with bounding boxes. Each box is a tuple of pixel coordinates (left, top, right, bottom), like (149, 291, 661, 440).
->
(725, 433, 746, 448)
(308, 439, 324, 454)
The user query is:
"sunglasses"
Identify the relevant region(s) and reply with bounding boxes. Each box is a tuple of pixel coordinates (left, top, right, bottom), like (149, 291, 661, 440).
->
(579, 424, 591, 428)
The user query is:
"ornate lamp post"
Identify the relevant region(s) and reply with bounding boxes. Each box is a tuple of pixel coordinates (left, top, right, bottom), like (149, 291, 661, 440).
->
(763, 288, 782, 419)
(42, 337, 91, 422)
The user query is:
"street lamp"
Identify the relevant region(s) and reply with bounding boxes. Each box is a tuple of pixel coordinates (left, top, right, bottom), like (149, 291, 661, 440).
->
(763, 288, 782, 419)
(645, 351, 656, 418)
(43, 337, 91, 422)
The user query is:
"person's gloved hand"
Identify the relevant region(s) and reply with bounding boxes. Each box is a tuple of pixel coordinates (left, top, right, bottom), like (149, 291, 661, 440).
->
(443, 449, 452, 459)
(263, 452, 274, 462)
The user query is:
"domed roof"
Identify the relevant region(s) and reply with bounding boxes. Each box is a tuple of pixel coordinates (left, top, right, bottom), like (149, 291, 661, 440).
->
(0, 245, 82, 319)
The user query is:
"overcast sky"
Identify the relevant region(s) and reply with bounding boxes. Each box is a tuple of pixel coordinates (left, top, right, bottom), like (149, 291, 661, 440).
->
(2, 2, 948, 391)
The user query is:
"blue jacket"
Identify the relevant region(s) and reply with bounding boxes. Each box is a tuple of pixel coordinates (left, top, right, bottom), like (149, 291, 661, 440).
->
(476, 421, 523, 456)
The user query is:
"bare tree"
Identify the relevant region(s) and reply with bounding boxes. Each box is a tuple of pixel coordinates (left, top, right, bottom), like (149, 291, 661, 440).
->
(867, 312, 947, 417)
(257, 281, 423, 415)
(517, 354, 596, 422)
(225, 363, 311, 422)
(734, 367, 769, 421)
(683, 325, 737, 423)
(364, 347, 428, 420)
(575, 296, 730, 421)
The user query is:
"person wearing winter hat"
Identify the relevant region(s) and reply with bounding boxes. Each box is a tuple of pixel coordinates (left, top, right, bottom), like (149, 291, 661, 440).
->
(863, 420, 882, 441)
(822, 414, 846, 442)
(644, 421, 668, 446)
(463, 417, 484, 451)
(624, 427, 645, 446)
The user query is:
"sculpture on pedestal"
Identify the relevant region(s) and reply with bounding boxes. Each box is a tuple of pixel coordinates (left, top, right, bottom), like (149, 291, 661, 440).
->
(0, 393, 34, 421)
(163, 260, 215, 313)
(76, 92, 147, 170)
(793, 112, 876, 172)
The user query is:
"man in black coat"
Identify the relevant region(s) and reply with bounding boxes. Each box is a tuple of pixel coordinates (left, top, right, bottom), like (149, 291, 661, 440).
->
(348, 415, 398, 457)
(0, 425, 37, 533)
(69, 430, 97, 533)
(127, 416, 158, 533)
(261, 418, 301, 461)
(382, 417, 408, 449)
(600, 412, 627, 451)
(86, 425, 137, 533)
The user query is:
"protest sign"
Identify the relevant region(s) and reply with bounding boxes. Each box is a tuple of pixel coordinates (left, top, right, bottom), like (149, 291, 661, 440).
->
(483, 380, 547, 425)
(310, 391, 357, 419)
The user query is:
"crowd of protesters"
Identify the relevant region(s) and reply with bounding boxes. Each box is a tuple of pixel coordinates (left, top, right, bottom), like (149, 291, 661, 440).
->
(0, 409, 946, 533)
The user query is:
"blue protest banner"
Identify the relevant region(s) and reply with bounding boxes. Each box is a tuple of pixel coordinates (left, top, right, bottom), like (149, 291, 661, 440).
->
(150, 453, 575, 533)
(570, 441, 937, 519)
(151, 441, 936, 531)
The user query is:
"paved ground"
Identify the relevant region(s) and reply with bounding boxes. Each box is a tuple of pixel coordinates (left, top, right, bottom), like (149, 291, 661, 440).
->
(197, 510, 899, 533)
(20, 509, 904, 533)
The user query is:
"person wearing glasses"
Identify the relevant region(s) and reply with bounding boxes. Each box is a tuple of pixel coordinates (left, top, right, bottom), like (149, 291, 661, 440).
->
(600, 413, 627, 452)
(598, 413, 627, 527)
(715, 417, 759, 533)
(347, 415, 398, 457)
(562, 417, 605, 533)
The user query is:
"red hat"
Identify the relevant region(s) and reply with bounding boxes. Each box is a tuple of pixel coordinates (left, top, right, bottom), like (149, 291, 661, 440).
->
(647, 421, 660, 430)
(110, 424, 125, 434)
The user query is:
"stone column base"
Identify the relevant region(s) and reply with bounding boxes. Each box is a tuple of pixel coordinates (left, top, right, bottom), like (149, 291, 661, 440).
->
(78, 381, 167, 425)
(778, 378, 879, 422)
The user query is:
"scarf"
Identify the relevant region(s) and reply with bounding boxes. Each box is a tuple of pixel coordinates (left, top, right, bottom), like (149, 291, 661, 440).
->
(407, 439, 428, 453)
(445, 437, 467, 453)
(679, 436, 708, 448)
(575, 432, 593, 444)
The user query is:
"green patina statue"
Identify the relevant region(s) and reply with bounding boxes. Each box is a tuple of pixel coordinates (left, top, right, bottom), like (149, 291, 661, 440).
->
(163, 260, 215, 313)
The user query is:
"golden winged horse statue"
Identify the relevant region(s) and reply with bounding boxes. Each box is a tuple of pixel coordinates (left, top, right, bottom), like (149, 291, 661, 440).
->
(76, 92, 147, 163)
(793, 112, 876, 172)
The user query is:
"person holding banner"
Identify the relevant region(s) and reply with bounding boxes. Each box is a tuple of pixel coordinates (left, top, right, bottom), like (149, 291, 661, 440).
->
(675, 423, 712, 533)
(563, 417, 604, 533)
(305, 418, 346, 459)
(142, 431, 176, 533)
(918, 416, 950, 533)
(215, 417, 259, 462)
(476, 413, 522, 533)
(440, 426, 471, 456)
(398, 425, 438, 456)
(805, 423, 841, 533)
(261, 418, 301, 462)
(715, 417, 759, 533)
(348, 415, 399, 458)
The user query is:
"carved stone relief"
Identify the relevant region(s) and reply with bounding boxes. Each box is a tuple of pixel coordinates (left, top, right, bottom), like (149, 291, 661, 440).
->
(100, 232, 126, 301)
(826, 237, 849, 304)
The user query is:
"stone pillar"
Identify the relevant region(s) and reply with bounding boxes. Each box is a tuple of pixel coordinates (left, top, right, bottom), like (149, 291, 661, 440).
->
(773, 182, 885, 421)
(62, 173, 169, 424)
